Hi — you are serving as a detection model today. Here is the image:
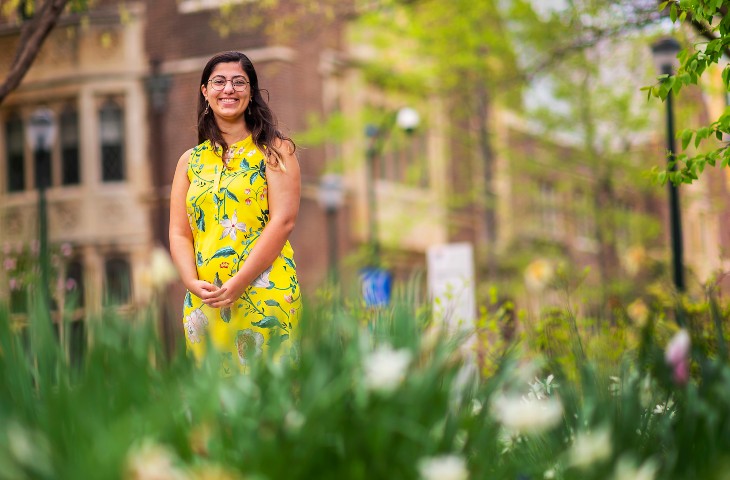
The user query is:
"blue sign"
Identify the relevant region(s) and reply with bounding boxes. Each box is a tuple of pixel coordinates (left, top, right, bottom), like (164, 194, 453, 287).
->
(360, 267, 392, 307)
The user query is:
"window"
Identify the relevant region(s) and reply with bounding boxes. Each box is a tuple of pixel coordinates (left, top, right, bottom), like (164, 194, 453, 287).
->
(60, 106, 80, 185)
(575, 191, 595, 240)
(99, 100, 125, 182)
(538, 181, 562, 237)
(5, 113, 25, 192)
(104, 257, 132, 305)
(377, 131, 429, 188)
(65, 259, 85, 308)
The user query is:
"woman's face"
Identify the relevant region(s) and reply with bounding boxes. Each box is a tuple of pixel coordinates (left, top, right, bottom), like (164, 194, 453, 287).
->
(201, 61, 251, 122)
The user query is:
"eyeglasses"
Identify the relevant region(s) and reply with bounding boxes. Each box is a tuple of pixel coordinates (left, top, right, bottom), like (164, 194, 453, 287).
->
(208, 76, 249, 92)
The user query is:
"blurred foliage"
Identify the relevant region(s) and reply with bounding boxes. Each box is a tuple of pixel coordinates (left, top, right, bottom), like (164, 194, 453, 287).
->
(644, 0, 730, 185)
(2, 267, 730, 478)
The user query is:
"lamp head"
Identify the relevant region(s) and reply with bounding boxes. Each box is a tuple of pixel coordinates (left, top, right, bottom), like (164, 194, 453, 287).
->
(396, 107, 420, 134)
(651, 37, 681, 74)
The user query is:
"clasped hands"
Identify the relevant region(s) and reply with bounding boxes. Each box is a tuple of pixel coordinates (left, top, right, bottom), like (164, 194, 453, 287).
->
(188, 278, 246, 309)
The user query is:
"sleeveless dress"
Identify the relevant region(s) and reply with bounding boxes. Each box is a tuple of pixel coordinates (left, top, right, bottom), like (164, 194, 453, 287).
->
(182, 136, 301, 374)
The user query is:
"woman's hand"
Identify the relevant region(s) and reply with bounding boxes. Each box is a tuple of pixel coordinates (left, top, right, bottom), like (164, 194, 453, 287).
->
(188, 279, 228, 305)
(205, 277, 247, 309)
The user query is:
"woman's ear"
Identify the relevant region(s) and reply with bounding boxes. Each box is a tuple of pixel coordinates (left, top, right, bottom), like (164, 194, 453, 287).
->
(201, 84, 208, 98)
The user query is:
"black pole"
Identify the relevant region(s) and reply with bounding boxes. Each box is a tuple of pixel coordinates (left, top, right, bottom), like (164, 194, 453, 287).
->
(35, 143, 51, 310)
(662, 63, 685, 292)
(365, 142, 380, 265)
(326, 207, 339, 281)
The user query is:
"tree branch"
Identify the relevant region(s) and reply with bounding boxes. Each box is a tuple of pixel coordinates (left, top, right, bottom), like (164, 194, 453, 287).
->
(0, 0, 70, 105)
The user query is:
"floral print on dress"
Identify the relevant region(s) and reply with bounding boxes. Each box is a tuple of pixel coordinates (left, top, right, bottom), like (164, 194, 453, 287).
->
(182, 136, 301, 374)
(184, 308, 209, 344)
(236, 328, 264, 366)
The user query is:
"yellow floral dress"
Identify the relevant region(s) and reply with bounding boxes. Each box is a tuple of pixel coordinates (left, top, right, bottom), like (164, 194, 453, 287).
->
(182, 136, 301, 374)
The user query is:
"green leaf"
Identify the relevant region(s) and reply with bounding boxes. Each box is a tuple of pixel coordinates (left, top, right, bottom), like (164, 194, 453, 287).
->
(252, 316, 281, 329)
(196, 208, 205, 231)
(221, 307, 231, 323)
(207, 247, 237, 263)
(223, 188, 239, 202)
(264, 299, 280, 307)
(239, 158, 250, 169)
(184, 291, 193, 308)
(681, 130, 693, 150)
(283, 256, 296, 270)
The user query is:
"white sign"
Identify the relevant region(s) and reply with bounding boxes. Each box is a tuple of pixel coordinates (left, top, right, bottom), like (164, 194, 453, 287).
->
(427, 242, 476, 330)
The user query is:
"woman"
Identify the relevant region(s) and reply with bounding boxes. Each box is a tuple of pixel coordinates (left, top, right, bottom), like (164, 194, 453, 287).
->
(169, 51, 301, 374)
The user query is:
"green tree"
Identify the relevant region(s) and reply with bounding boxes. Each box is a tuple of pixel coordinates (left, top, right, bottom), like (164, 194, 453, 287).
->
(647, 0, 730, 184)
(0, 0, 93, 105)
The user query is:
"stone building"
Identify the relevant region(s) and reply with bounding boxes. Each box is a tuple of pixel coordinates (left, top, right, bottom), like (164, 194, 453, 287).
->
(2, 1, 728, 353)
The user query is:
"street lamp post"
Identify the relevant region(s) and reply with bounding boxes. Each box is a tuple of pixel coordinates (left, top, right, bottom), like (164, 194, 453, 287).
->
(145, 59, 172, 248)
(317, 173, 345, 282)
(651, 37, 685, 292)
(26, 108, 57, 311)
(361, 107, 420, 307)
(364, 107, 420, 264)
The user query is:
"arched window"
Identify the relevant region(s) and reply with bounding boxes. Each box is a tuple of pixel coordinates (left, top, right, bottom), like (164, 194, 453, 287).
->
(99, 100, 125, 182)
(5, 112, 25, 192)
(60, 106, 80, 185)
(104, 256, 131, 305)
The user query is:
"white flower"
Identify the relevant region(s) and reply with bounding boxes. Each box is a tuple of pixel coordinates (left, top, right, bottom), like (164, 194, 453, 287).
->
(418, 454, 468, 480)
(471, 399, 483, 416)
(285, 410, 305, 432)
(363, 344, 411, 393)
(524, 258, 554, 291)
(528, 374, 559, 400)
(184, 309, 208, 344)
(490, 393, 563, 434)
(569, 428, 612, 468)
(150, 247, 178, 289)
(612, 456, 658, 480)
(220, 211, 246, 241)
(124, 440, 187, 480)
(251, 265, 273, 288)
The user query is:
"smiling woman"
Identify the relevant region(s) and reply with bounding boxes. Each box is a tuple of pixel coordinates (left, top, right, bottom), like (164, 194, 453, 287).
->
(168, 51, 302, 374)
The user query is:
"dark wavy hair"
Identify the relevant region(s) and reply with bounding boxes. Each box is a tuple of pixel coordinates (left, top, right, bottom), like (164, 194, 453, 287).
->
(197, 51, 295, 170)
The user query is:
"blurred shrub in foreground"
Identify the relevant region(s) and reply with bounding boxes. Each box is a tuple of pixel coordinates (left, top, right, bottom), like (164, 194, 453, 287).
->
(0, 282, 729, 479)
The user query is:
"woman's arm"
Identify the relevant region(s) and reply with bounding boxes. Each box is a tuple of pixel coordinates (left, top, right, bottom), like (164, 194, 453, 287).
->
(208, 140, 301, 308)
(169, 149, 227, 303)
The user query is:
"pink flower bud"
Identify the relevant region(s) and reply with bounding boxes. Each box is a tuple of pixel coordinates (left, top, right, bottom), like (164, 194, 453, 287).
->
(665, 329, 691, 386)
(665, 330, 690, 366)
(673, 358, 690, 386)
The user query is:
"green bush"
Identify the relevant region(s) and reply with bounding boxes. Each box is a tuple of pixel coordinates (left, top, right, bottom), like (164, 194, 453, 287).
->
(1, 282, 729, 479)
